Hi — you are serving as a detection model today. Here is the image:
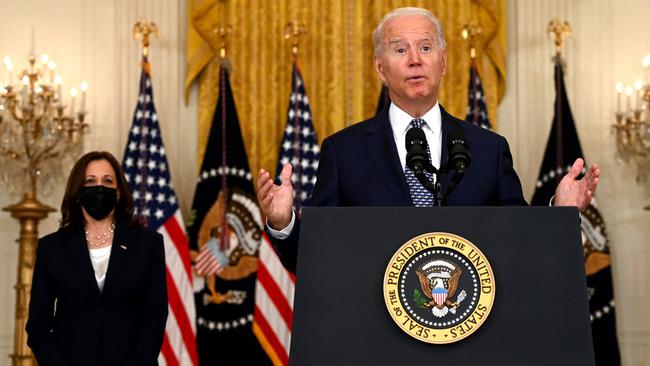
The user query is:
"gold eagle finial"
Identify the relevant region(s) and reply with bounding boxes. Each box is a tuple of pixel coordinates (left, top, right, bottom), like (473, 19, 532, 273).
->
(547, 18, 572, 57)
(133, 19, 159, 58)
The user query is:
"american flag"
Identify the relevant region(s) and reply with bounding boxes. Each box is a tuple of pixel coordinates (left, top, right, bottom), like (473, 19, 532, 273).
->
(122, 60, 199, 366)
(253, 62, 320, 365)
(275, 63, 320, 211)
(465, 62, 492, 130)
(194, 236, 225, 276)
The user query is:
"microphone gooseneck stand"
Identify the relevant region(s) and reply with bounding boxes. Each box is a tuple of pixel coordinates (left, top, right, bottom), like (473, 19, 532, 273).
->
(412, 163, 465, 207)
(405, 125, 470, 207)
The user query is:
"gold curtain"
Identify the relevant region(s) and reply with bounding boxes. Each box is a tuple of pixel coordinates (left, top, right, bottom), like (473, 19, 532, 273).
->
(186, 0, 506, 177)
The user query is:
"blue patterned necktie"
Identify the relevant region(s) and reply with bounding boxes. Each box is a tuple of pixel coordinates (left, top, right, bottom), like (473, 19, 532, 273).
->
(405, 118, 435, 207)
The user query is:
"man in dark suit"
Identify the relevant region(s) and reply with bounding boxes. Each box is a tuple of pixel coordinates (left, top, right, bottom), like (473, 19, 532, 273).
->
(256, 7, 599, 274)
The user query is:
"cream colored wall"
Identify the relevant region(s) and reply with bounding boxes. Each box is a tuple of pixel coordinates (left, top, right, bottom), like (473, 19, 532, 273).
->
(0, 0, 649, 365)
(0, 0, 197, 361)
(499, 1, 650, 365)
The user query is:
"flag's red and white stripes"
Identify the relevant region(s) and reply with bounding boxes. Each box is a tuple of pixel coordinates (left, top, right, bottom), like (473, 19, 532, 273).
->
(195, 244, 222, 276)
(158, 210, 199, 366)
(254, 234, 295, 365)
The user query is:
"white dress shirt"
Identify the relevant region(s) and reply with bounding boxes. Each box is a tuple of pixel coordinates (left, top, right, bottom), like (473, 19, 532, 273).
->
(267, 102, 443, 238)
(89, 246, 112, 292)
(389, 102, 442, 173)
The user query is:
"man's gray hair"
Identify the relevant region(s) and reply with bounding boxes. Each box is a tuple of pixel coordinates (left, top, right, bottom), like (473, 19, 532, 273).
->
(373, 7, 447, 57)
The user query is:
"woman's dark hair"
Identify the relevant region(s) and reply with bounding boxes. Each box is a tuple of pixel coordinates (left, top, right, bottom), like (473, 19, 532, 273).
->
(60, 151, 136, 228)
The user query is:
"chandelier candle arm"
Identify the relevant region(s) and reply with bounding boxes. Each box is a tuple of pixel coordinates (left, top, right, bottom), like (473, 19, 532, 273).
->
(612, 53, 650, 209)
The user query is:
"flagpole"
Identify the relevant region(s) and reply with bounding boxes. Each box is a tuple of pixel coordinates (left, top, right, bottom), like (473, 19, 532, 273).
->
(214, 25, 232, 253)
(284, 22, 307, 211)
(548, 19, 572, 184)
(461, 22, 483, 127)
(132, 19, 159, 226)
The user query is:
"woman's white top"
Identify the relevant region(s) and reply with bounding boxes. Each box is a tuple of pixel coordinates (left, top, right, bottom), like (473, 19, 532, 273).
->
(88, 246, 112, 292)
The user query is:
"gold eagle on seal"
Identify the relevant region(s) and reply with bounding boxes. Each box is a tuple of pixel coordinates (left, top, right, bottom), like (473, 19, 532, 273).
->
(416, 260, 466, 318)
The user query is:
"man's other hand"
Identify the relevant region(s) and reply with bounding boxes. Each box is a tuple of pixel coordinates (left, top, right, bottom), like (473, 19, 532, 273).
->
(257, 164, 294, 229)
(554, 158, 600, 211)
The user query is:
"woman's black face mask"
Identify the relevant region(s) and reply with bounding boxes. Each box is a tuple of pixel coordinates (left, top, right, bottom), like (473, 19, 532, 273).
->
(78, 185, 117, 221)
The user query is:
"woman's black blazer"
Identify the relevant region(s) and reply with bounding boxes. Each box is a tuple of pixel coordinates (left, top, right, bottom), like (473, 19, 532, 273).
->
(26, 224, 168, 366)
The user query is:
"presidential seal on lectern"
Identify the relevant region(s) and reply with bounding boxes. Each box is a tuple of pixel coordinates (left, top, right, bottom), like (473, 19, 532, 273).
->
(383, 232, 496, 344)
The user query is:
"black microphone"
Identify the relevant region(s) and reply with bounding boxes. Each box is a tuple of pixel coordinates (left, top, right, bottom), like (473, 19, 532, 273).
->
(447, 126, 471, 174)
(405, 127, 428, 174)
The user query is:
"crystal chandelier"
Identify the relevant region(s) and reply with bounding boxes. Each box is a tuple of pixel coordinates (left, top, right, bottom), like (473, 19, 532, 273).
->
(0, 51, 89, 366)
(0, 53, 88, 198)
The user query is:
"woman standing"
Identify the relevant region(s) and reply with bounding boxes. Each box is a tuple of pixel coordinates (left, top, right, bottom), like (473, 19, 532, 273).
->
(26, 151, 168, 366)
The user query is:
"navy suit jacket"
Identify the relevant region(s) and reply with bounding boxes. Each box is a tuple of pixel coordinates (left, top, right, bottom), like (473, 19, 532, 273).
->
(272, 106, 527, 273)
(26, 224, 168, 366)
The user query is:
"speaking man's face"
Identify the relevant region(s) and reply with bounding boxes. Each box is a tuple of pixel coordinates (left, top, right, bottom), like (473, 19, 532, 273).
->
(375, 14, 447, 114)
